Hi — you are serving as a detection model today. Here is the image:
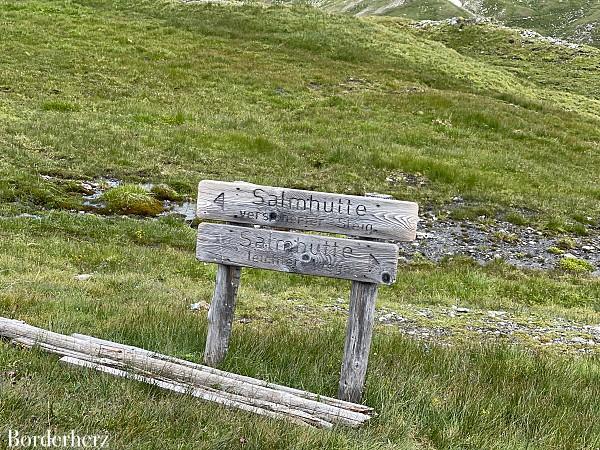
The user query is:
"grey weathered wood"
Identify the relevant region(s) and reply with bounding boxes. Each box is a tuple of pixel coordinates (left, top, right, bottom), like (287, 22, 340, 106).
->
(338, 281, 378, 403)
(0, 318, 372, 427)
(72, 333, 374, 414)
(196, 223, 399, 285)
(14, 337, 332, 428)
(204, 263, 242, 366)
(197, 180, 419, 241)
(60, 357, 333, 429)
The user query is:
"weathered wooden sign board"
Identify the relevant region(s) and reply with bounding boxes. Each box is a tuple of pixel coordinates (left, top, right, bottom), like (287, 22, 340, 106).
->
(197, 180, 419, 241)
(196, 180, 419, 403)
(197, 223, 399, 284)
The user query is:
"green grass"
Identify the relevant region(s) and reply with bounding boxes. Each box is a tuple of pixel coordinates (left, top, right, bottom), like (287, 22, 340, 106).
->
(1, 0, 600, 225)
(1, 1, 600, 448)
(2, 329, 599, 450)
(3, 331, 599, 450)
(1, 213, 599, 449)
(402, 19, 600, 101)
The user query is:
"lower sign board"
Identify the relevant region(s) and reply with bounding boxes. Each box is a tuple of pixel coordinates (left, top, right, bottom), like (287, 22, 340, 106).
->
(196, 223, 399, 285)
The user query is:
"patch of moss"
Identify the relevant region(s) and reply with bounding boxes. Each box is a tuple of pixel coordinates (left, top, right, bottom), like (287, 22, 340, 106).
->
(101, 184, 163, 216)
(558, 257, 594, 273)
(150, 183, 182, 201)
(547, 246, 564, 255)
(2, 175, 83, 210)
(493, 231, 519, 243)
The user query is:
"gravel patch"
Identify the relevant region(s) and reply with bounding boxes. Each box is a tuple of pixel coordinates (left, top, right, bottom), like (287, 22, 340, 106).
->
(396, 210, 599, 275)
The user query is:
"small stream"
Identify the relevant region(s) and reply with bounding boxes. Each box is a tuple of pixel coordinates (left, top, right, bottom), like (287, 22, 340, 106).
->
(80, 178, 197, 221)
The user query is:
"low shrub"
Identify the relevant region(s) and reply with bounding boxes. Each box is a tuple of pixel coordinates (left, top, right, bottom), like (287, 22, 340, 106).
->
(558, 257, 594, 273)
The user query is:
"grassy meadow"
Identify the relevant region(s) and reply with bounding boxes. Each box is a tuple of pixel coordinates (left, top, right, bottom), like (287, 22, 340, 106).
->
(1, 1, 599, 449)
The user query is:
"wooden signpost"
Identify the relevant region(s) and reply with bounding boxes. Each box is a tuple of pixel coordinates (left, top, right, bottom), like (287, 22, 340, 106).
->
(196, 180, 419, 403)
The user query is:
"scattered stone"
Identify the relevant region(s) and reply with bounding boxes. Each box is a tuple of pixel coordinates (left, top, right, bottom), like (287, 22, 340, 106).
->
(395, 213, 600, 273)
(79, 182, 97, 195)
(378, 311, 407, 324)
(417, 309, 433, 318)
(412, 17, 581, 50)
(371, 304, 600, 353)
(416, 232, 434, 240)
(378, 313, 395, 323)
(16, 213, 42, 220)
(587, 326, 600, 335)
(190, 301, 210, 311)
(454, 307, 470, 314)
(519, 29, 581, 49)
(73, 274, 93, 281)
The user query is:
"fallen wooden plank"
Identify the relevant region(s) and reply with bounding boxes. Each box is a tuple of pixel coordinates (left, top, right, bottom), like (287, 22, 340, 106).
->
(71, 333, 374, 414)
(20, 340, 333, 427)
(60, 357, 333, 428)
(196, 223, 399, 285)
(197, 180, 419, 241)
(0, 318, 372, 427)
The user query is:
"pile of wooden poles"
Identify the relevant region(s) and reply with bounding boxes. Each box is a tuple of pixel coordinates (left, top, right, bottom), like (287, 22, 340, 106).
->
(0, 317, 374, 428)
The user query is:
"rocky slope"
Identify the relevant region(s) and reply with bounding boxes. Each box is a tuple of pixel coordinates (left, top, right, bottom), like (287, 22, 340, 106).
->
(301, 0, 600, 46)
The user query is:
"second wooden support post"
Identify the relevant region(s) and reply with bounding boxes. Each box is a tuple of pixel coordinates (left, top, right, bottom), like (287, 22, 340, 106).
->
(338, 281, 378, 403)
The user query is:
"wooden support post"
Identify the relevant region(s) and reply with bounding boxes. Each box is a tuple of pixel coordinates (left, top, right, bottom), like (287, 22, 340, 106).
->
(203, 264, 242, 366)
(338, 281, 378, 403)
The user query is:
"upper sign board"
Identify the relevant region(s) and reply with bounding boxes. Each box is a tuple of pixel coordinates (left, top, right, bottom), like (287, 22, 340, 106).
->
(197, 180, 419, 241)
